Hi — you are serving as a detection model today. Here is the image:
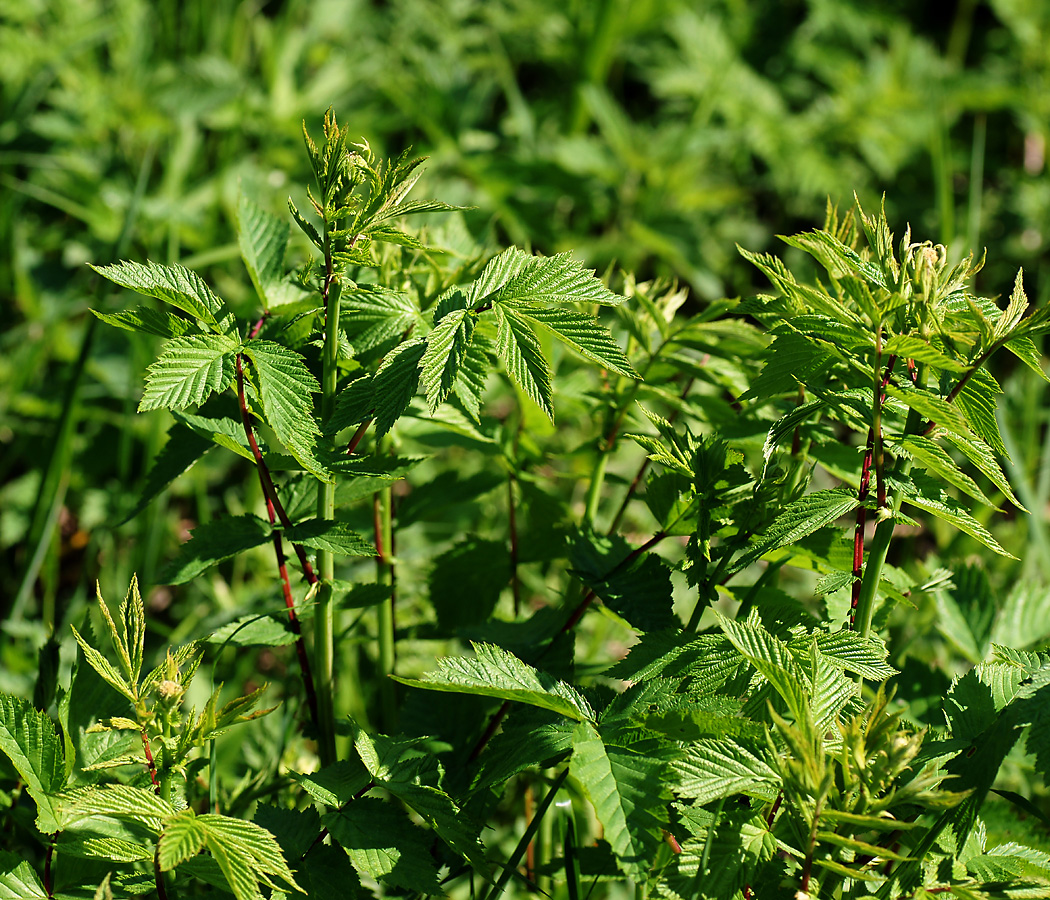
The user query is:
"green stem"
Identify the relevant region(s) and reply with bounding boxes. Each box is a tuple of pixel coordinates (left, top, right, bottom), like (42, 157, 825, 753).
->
(314, 275, 341, 766)
(374, 479, 397, 732)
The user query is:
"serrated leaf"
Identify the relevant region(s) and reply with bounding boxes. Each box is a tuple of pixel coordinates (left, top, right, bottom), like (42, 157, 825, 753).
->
(804, 631, 898, 681)
(731, 489, 858, 573)
(570, 721, 669, 880)
(1005, 335, 1050, 381)
(158, 809, 207, 871)
(470, 247, 623, 307)
(139, 334, 238, 412)
(91, 306, 198, 339)
(569, 530, 677, 633)
(90, 260, 234, 332)
(238, 195, 290, 308)
(197, 814, 299, 894)
(207, 614, 296, 648)
(69, 617, 137, 705)
(283, 519, 375, 556)
(714, 611, 807, 722)
(242, 340, 329, 481)
(882, 334, 967, 372)
(0, 694, 66, 834)
(494, 304, 553, 419)
(896, 435, 996, 509)
(884, 381, 971, 440)
(161, 515, 272, 585)
(944, 431, 1026, 511)
(325, 376, 375, 435)
(325, 798, 443, 894)
(52, 784, 175, 832)
(288, 197, 322, 249)
(294, 759, 372, 807)
(513, 305, 637, 378)
(372, 337, 425, 437)
(420, 306, 476, 412)
(895, 473, 1015, 558)
(171, 410, 255, 461)
(0, 852, 47, 899)
(741, 331, 837, 401)
(392, 642, 593, 721)
(673, 740, 780, 806)
(341, 285, 419, 356)
(954, 366, 1007, 457)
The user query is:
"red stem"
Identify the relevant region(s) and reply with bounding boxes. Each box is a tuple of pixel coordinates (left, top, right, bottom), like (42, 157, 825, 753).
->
(44, 844, 53, 898)
(235, 354, 318, 584)
(141, 731, 160, 794)
(849, 355, 898, 629)
(346, 418, 373, 456)
(154, 847, 169, 900)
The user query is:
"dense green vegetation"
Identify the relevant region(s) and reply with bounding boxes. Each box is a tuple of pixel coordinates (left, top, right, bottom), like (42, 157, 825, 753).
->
(3, 1, 1050, 898)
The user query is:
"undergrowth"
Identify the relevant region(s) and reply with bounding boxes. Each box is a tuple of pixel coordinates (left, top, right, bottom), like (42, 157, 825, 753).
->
(3, 111, 1050, 900)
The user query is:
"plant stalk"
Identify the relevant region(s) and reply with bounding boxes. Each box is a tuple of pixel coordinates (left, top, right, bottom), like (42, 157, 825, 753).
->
(373, 480, 397, 731)
(314, 275, 342, 766)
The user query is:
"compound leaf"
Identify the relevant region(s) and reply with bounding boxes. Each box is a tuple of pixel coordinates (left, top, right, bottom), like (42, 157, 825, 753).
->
(161, 515, 272, 585)
(493, 305, 553, 419)
(0, 694, 65, 834)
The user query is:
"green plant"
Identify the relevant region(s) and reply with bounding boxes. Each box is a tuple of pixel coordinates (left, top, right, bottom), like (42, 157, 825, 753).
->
(3, 115, 1050, 900)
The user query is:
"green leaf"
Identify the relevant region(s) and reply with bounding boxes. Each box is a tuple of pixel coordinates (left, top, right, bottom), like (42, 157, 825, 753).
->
(731, 489, 858, 573)
(673, 740, 780, 806)
(944, 431, 1026, 511)
(895, 435, 996, 509)
(91, 306, 199, 339)
(429, 538, 510, 629)
(287, 197, 322, 249)
(569, 530, 677, 633)
(171, 410, 255, 461)
(470, 247, 623, 307)
(161, 515, 272, 585)
(514, 305, 637, 378)
(238, 195, 290, 308)
(52, 784, 175, 832)
(473, 709, 575, 790)
(802, 631, 897, 681)
(569, 721, 669, 880)
(0, 852, 47, 899)
(372, 337, 425, 437)
(282, 519, 375, 556)
(197, 814, 300, 898)
(325, 377, 375, 435)
(714, 611, 807, 722)
(954, 366, 1007, 457)
(139, 334, 238, 412)
(69, 625, 137, 705)
(341, 285, 419, 356)
(895, 473, 1015, 559)
(883, 381, 971, 440)
(493, 304, 553, 419)
(392, 642, 593, 721)
(420, 305, 476, 412)
(242, 340, 329, 481)
(0, 694, 66, 834)
(90, 260, 235, 332)
(119, 424, 213, 525)
(882, 334, 967, 372)
(158, 809, 207, 871)
(207, 614, 296, 648)
(741, 331, 837, 401)
(325, 798, 442, 894)
(294, 759, 372, 808)
(1005, 335, 1050, 381)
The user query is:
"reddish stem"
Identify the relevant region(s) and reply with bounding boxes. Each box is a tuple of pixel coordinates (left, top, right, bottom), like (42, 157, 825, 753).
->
(44, 844, 53, 898)
(346, 418, 373, 456)
(509, 475, 521, 616)
(849, 356, 897, 629)
(154, 847, 169, 900)
(141, 731, 160, 794)
(235, 354, 318, 585)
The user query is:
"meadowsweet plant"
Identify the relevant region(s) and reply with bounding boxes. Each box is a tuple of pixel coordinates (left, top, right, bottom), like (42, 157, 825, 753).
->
(2, 114, 1050, 900)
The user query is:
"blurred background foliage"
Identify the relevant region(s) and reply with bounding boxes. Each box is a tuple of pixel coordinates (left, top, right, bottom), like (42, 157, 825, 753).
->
(3, 0, 1050, 707)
